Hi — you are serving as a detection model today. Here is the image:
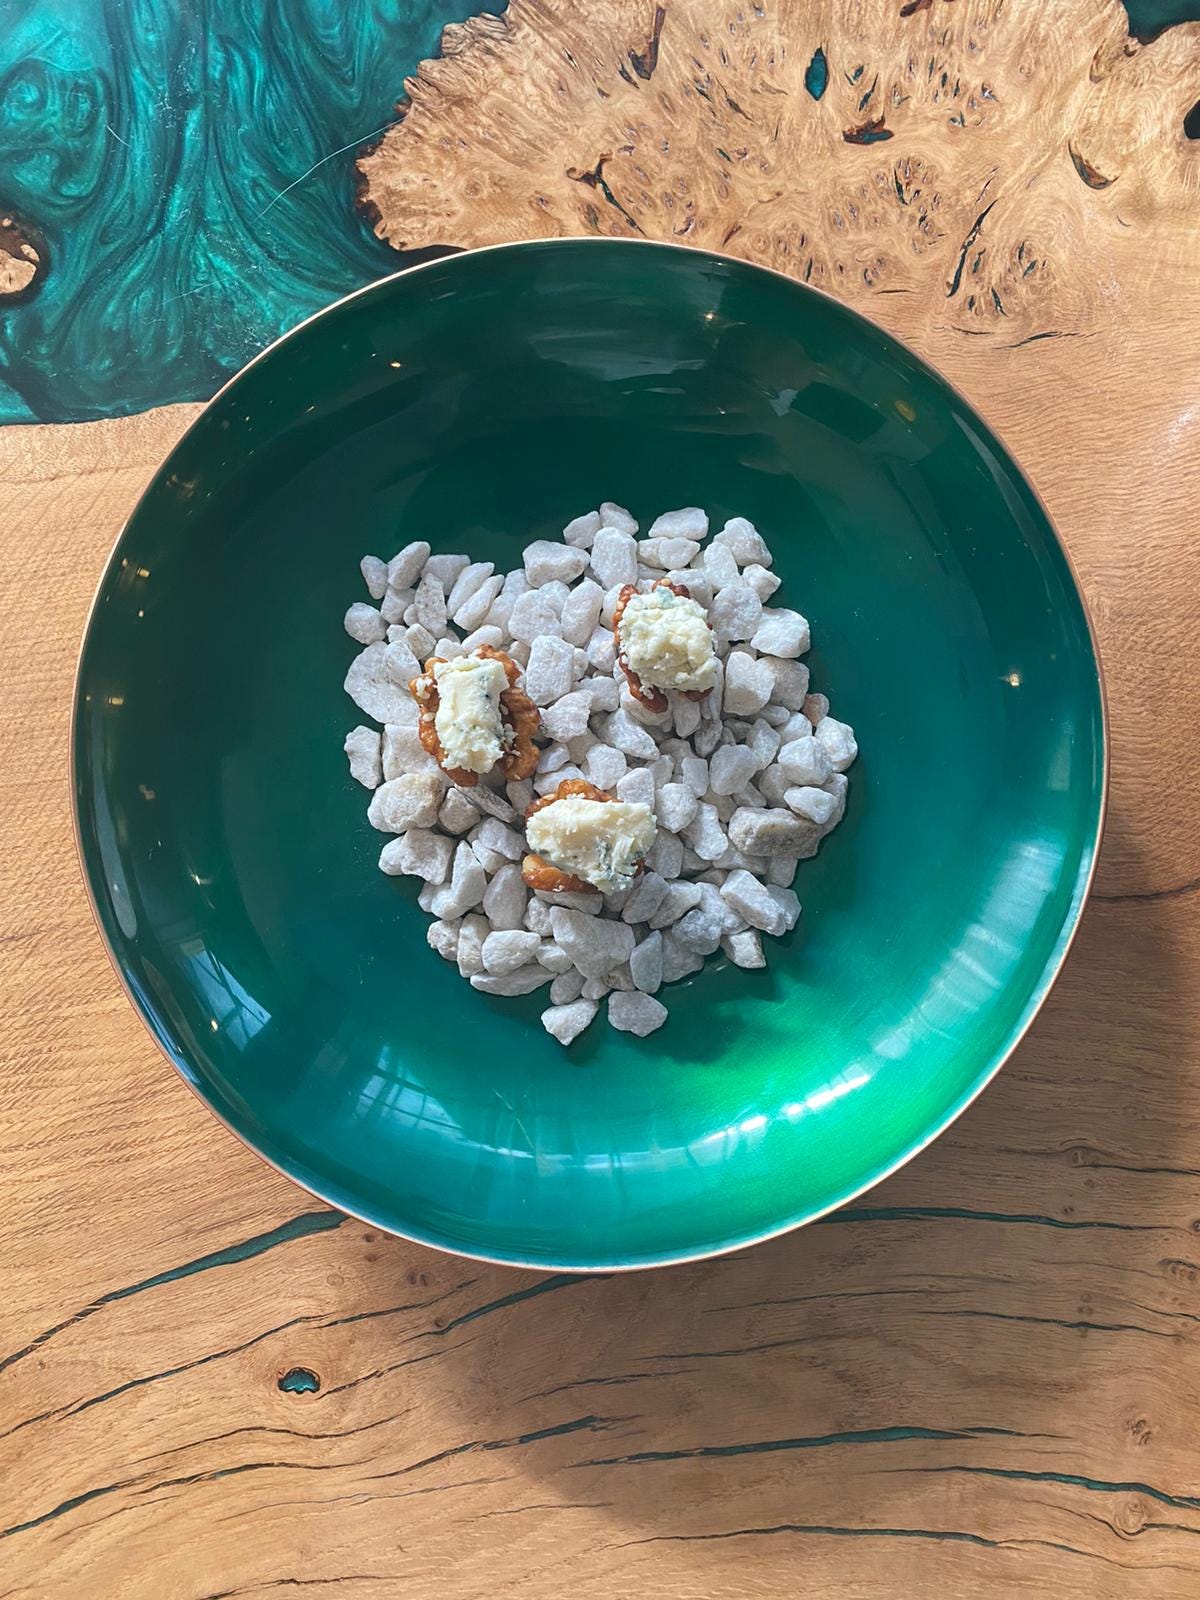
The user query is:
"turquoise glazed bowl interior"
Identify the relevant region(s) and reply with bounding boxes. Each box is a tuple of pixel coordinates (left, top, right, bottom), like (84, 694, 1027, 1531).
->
(74, 240, 1105, 1269)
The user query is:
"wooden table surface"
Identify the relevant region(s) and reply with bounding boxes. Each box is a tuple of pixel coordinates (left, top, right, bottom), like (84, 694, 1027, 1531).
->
(3, 1, 1200, 1594)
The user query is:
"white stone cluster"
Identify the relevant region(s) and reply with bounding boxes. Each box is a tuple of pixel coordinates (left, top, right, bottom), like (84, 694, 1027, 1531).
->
(342, 504, 856, 1045)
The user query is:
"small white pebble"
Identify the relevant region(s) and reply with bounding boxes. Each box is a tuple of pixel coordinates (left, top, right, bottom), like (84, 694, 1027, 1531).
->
(680, 755, 709, 797)
(778, 734, 835, 786)
(786, 786, 840, 826)
(814, 716, 858, 772)
(456, 914, 488, 977)
(549, 906, 635, 979)
(556, 579, 603, 648)
(603, 708, 659, 758)
(563, 510, 602, 548)
(525, 898, 554, 935)
(387, 540, 430, 590)
(481, 861, 528, 930)
(509, 588, 561, 643)
(541, 690, 593, 741)
(728, 806, 821, 859)
(467, 785, 519, 823)
(719, 868, 793, 935)
(536, 939, 574, 973)
(693, 717, 722, 757)
(384, 638, 421, 684)
(656, 781, 698, 833)
(453, 576, 504, 632)
(446, 561, 495, 616)
(742, 563, 780, 601)
(412, 571, 447, 635)
(475, 817, 525, 860)
(714, 516, 772, 567)
(752, 607, 811, 658)
(429, 840, 488, 917)
(438, 787, 478, 835)
(672, 696, 702, 739)
(345, 602, 386, 644)
(360, 555, 388, 598)
(648, 878, 702, 928)
(747, 718, 781, 770)
(379, 827, 453, 884)
(404, 622, 436, 660)
(709, 583, 762, 644)
(722, 928, 765, 968)
(598, 501, 638, 535)
(427, 919, 460, 961)
(629, 930, 664, 993)
(482, 929, 542, 975)
(709, 744, 759, 796)
(685, 801, 728, 863)
(608, 991, 668, 1036)
(541, 999, 599, 1044)
(640, 535, 701, 569)
(345, 643, 414, 725)
(767, 854, 799, 887)
(583, 744, 628, 791)
(661, 932, 705, 981)
(344, 726, 382, 788)
(649, 506, 708, 539)
(586, 625, 617, 674)
(537, 742, 571, 775)
(616, 767, 656, 809)
(621, 870, 668, 924)
(723, 652, 774, 716)
(550, 969, 585, 1003)
(423, 553, 470, 590)
(590, 526, 638, 588)
(524, 540, 590, 586)
(367, 773, 444, 832)
(646, 828, 684, 880)
(459, 624, 503, 654)
(471, 966, 552, 996)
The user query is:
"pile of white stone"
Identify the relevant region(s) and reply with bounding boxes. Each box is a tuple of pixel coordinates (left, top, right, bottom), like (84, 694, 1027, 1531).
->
(342, 504, 856, 1046)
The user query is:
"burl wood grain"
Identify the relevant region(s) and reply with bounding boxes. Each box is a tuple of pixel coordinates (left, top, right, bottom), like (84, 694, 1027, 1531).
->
(2, 0, 1200, 1593)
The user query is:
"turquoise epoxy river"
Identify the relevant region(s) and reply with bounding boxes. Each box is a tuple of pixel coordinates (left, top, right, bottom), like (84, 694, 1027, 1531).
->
(0, 0, 500, 423)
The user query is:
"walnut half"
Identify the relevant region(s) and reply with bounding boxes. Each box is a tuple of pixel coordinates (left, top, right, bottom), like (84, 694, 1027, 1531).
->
(410, 644, 540, 786)
(613, 578, 711, 711)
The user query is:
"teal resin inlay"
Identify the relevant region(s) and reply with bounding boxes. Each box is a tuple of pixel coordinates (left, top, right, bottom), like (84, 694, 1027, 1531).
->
(0, 0, 501, 423)
(0, 0, 1192, 424)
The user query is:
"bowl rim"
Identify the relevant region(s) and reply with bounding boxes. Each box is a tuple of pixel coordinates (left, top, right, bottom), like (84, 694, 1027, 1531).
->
(70, 235, 1110, 1273)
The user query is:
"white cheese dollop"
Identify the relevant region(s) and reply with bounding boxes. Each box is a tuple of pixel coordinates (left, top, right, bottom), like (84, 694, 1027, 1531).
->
(620, 586, 717, 693)
(433, 654, 509, 774)
(526, 796, 657, 893)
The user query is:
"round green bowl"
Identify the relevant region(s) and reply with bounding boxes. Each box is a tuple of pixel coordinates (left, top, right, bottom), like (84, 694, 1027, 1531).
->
(73, 240, 1106, 1270)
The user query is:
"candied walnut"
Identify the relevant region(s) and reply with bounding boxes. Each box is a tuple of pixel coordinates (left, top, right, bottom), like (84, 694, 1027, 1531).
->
(613, 578, 710, 710)
(525, 776, 614, 818)
(481, 643, 540, 780)
(521, 778, 647, 894)
(410, 645, 540, 785)
(520, 852, 597, 896)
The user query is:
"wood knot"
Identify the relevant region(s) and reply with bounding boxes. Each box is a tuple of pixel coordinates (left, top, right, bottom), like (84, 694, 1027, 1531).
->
(0, 209, 47, 302)
(1113, 1495, 1146, 1537)
(278, 1367, 320, 1395)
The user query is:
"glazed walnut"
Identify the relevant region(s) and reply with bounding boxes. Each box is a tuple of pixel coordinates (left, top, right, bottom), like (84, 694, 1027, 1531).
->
(521, 777, 617, 894)
(612, 578, 712, 712)
(410, 644, 539, 786)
